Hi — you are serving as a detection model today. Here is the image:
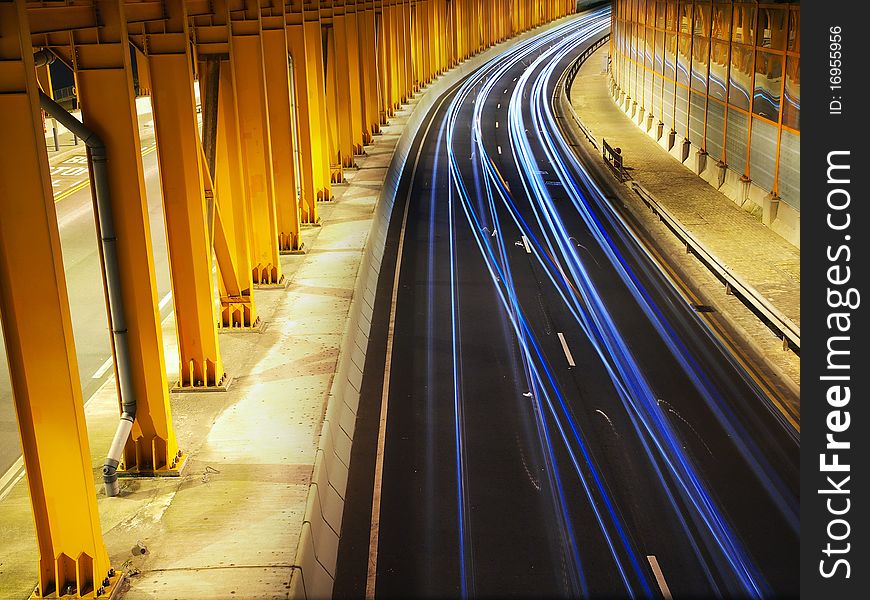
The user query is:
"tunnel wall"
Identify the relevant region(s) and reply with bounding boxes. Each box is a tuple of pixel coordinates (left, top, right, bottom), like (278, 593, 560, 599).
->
(608, 0, 800, 247)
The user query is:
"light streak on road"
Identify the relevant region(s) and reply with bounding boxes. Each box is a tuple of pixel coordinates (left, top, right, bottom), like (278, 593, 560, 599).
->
(425, 7, 794, 598)
(369, 7, 798, 598)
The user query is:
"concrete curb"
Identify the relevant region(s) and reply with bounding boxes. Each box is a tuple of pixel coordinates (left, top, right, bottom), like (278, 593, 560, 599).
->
(289, 15, 580, 600)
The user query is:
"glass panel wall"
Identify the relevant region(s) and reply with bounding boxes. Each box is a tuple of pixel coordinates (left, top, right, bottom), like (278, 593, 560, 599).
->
(609, 1, 800, 209)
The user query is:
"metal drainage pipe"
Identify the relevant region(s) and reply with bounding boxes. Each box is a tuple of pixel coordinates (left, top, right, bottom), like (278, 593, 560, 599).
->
(38, 90, 136, 497)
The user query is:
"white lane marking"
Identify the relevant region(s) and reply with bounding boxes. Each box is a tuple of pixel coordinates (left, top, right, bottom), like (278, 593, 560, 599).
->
(92, 356, 114, 379)
(647, 555, 673, 600)
(158, 291, 173, 311)
(497, 103, 501, 109)
(557, 332, 576, 367)
(513, 76, 518, 81)
(367, 85, 454, 600)
(503, 88, 508, 94)
(91, 291, 171, 379)
(495, 121, 499, 128)
(521, 235, 531, 254)
(0, 457, 25, 503)
(497, 145, 502, 155)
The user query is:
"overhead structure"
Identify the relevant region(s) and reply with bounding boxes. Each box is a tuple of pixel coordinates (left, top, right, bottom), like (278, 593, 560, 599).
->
(0, 0, 576, 596)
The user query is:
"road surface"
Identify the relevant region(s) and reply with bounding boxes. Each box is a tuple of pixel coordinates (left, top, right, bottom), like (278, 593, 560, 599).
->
(337, 8, 799, 599)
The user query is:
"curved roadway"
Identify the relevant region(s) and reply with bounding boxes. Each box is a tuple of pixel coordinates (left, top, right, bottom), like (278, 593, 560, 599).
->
(340, 8, 799, 599)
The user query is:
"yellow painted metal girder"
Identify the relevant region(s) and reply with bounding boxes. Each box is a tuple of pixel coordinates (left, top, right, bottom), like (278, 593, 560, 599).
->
(303, 4, 334, 200)
(228, 11, 284, 285)
(0, 3, 121, 598)
(212, 59, 260, 328)
(357, 2, 380, 139)
(323, 24, 344, 178)
(146, 3, 226, 388)
(342, 3, 366, 155)
(331, 9, 359, 166)
(73, 0, 181, 477)
(262, 17, 303, 252)
(285, 21, 321, 225)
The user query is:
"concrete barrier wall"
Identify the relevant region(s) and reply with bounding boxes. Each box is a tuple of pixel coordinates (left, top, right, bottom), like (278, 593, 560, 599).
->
(290, 14, 578, 600)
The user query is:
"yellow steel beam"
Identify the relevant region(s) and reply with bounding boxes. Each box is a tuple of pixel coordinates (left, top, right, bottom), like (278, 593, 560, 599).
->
(342, 1, 365, 154)
(228, 4, 283, 285)
(357, 1, 380, 139)
(212, 58, 260, 328)
(146, 2, 226, 388)
(35, 58, 52, 96)
(262, 13, 303, 252)
(331, 4, 359, 166)
(303, 1, 335, 199)
(73, 0, 181, 477)
(323, 24, 344, 178)
(0, 3, 120, 598)
(285, 17, 321, 225)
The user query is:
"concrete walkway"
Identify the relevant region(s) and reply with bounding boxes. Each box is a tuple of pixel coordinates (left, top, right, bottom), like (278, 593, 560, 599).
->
(0, 100, 410, 599)
(570, 47, 800, 328)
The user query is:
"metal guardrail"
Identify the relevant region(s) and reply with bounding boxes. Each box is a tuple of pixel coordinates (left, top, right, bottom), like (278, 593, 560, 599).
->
(565, 34, 609, 102)
(560, 34, 609, 150)
(602, 138, 630, 181)
(630, 181, 800, 351)
(558, 33, 800, 353)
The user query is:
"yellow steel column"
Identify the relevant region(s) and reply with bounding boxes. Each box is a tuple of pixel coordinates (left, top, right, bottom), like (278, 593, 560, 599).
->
(397, 0, 409, 102)
(213, 59, 260, 328)
(389, 1, 400, 109)
(262, 11, 303, 252)
(419, 0, 430, 84)
(228, 4, 283, 285)
(332, 3, 357, 166)
(148, 3, 226, 389)
(323, 19, 349, 172)
(74, 0, 181, 478)
(323, 24, 344, 180)
(35, 58, 52, 96)
(377, 2, 390, 122)
(380, 1, 394, 116)
(304, 1, 335, 196)
(0, 3, 120, 598)
(357, 1, 380, 141)
(286, 16, 320, 225)
(343, 1, 366, 154)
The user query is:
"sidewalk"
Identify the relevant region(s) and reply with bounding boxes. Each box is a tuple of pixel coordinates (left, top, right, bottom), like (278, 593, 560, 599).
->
(570, 47, 800, 329)
(0, 100, 407, 599)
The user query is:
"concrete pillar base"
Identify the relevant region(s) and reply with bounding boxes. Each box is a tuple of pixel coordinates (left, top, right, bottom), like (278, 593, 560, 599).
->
(694, 149, 707, 174)
(762, 192, 780, 227)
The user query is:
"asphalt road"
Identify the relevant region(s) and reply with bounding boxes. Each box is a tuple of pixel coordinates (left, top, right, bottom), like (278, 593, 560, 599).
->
(0, 110, 174, 481)
(337, 9, 799, 599)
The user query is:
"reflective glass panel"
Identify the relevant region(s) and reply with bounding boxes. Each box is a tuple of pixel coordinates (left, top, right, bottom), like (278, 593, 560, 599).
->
(758, 7, 787, 50)
(680, 3, 692, 34)
(728, 44, 753, 110)
(712, 2, 731, 41)
(753, 50, 783, 121)
(788, 10, 800, 52)
(749, 116, 778, 190)
(694, 2, 712, 37)
(691, 35, 710, 93)
(732, 3, 756, 45)
(783, 55, 800, 130)
(664, 33, 677, 79)
(677, 34, 691, 86)
(709, 39, 729, 101)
